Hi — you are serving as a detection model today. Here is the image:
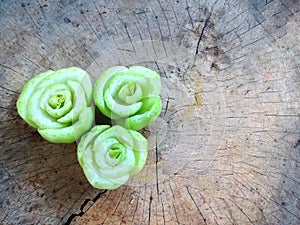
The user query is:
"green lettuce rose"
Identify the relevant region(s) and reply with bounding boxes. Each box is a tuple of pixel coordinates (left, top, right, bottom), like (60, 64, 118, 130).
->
(16, 67, 94, 143)
(77, 125, 148, 189)
(93, 66, 162, 130)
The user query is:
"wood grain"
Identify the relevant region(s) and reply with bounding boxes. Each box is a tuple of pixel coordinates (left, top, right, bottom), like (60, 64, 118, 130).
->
(0, 0, 299, 224)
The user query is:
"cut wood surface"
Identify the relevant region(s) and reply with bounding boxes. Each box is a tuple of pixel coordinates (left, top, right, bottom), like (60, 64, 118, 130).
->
(0, 0, 299, 224)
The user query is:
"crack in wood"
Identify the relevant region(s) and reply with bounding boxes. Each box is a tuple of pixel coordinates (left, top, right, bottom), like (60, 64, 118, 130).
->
(148, 191, 153, 225)
(155, 138, 160, 201)
(195, 18, 209, 56)
(164, 96, 170, 117)
(156, 0, 172, 38)
(186, 186, 208, 225)
(64, 190, 107, 225)
(229, 197, 256, 225)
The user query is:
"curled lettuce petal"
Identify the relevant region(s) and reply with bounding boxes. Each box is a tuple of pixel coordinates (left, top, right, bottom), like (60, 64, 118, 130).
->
(94, 66, 162, 130)
(77, 125, 148, 190)
(16, 67, 94, 143)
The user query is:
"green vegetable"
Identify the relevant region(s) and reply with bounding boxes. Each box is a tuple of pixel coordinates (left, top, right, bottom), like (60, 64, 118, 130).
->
(77, 125, 148, 189)
(93, 66, 162, 130)
(16, 67, 94, 143)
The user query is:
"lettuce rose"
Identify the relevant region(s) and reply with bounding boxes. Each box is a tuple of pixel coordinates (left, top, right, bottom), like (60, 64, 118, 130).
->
(93, 66, 162, 130)
(16, 67, 94, 143)
(77, 125, 148, 189)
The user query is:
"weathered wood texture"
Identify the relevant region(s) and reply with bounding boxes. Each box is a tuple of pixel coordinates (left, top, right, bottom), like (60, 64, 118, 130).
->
(1, 0, 299, 224)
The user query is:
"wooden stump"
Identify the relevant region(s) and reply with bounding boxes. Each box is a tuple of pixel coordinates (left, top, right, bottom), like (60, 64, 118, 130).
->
(1, 0, 299, 224)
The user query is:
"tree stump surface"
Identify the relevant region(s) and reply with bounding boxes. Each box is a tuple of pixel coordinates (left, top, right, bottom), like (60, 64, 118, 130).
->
(1, 0, 299, 224)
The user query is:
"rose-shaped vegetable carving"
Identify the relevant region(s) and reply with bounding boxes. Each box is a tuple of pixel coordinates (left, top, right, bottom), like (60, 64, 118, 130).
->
(77, 125, 148, 189)
(94, 66, 162, 130)
(16, 67, 94, 143)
